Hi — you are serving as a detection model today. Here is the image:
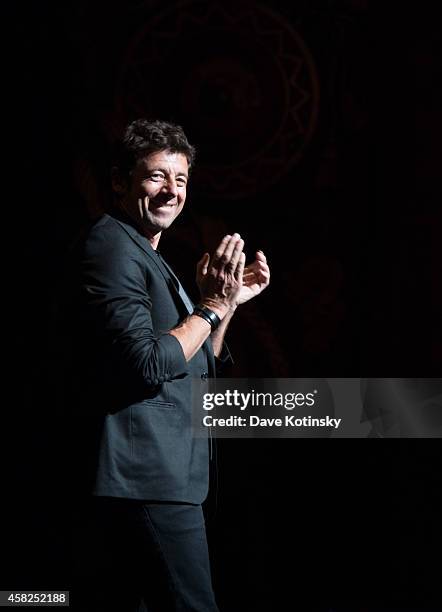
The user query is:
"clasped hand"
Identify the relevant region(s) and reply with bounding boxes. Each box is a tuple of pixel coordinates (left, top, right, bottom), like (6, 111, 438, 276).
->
(196, 233, 270, 317)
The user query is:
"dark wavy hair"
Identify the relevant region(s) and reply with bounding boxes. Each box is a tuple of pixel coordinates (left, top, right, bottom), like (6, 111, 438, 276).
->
(113, 119, 196, 182)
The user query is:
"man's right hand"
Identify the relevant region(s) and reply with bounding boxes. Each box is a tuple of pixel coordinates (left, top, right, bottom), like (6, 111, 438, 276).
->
(169, 234, 244, 361)
(196, 234, 245, 319)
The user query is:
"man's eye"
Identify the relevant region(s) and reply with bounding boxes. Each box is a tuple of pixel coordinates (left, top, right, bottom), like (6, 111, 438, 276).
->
(177, 179, 187, 187)
(150, 174, 165, 181)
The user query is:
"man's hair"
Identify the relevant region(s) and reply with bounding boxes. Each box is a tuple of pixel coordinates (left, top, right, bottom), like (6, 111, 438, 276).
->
(113, 119, 196, 181)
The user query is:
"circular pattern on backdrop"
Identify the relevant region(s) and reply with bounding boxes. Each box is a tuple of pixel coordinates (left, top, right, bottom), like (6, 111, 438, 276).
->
(115, 1, 319, 199)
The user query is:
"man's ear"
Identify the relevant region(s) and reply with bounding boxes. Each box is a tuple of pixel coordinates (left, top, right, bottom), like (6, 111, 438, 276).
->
(111, 166, 128, 196)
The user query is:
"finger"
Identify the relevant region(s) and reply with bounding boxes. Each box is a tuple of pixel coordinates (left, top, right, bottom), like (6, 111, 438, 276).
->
(211, 234, 232, 269)
(196, 252, 210, 276)
(234, 251, 246, 281)
(202, 252, 210, 274)
(218, 233, 242, 269)
(228, 237, 244, 272)
(258, 271, 270, 284)
(254, 261, 270, 277)
(242, 262, 266, 279)
(243, 255, 267, 273)
(256, 261, 270, 276)
(250, 259, 270, 279)
(243, 266, 269, 285)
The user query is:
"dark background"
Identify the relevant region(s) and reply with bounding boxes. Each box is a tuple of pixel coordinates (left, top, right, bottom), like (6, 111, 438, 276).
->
(5, 0, 441, 610)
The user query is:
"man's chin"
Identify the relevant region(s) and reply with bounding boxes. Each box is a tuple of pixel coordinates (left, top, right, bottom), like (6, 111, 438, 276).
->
(143, 218, 173, 234)
(142, 207, 182, 233)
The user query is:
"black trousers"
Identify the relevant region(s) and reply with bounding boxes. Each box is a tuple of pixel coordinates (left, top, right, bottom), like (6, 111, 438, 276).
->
(72, 497, 219, 612)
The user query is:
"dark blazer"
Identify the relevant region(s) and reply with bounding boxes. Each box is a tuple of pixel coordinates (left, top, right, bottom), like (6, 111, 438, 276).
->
(71, 211, 226, 504)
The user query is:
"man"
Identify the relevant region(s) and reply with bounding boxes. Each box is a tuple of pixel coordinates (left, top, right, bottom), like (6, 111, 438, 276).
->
(71, 119, 270, 611)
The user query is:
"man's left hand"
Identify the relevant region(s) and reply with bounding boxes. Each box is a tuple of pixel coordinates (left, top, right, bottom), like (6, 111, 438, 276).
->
(236, 250, 270, 305)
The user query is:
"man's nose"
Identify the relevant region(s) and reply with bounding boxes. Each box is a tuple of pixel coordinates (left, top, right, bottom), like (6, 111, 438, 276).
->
(162, 176, 178, 198)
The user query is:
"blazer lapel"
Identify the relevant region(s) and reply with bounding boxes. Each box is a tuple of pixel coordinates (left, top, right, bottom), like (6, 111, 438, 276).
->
(112, 214, 193, 316)
(156, 252, 195, 315)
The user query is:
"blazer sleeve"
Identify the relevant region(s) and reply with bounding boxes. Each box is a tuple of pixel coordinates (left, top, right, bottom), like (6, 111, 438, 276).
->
(80, 225, 188, 390)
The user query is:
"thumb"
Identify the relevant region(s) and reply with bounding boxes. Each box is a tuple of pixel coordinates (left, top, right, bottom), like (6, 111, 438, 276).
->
(196, 252, 210, 276)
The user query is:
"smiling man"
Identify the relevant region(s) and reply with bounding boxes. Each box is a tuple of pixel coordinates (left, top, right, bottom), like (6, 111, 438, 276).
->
(72, 119, 270, 611)
(112, 149, 189, 246)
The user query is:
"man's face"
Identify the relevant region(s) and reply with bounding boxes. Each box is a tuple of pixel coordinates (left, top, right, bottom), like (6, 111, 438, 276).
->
(117, 150, 189, 239)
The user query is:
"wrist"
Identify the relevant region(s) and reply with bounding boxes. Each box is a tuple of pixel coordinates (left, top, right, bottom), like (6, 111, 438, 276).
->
(223, 303, 238, 318)
(199, 299, 230, 320)
(193, 304, 223, 331)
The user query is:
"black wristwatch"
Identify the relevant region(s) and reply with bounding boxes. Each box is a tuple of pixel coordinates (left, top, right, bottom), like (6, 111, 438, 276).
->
(193, 304, 221, 331)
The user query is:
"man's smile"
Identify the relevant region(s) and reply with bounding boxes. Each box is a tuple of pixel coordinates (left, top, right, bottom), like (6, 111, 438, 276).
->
(151, 203, 176, 211)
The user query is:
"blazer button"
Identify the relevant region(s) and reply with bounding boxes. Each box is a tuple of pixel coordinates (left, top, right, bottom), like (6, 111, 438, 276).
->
(201, 371, 208, 379)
